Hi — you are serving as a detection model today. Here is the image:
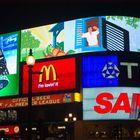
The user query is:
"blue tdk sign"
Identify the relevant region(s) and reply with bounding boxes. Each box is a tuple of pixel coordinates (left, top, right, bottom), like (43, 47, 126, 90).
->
(82, 55, 119, 87)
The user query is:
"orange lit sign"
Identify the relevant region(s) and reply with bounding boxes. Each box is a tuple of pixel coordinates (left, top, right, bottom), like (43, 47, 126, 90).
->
(0, 93, 74, 109)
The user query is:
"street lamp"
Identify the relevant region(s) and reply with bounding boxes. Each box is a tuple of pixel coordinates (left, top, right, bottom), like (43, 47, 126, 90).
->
(26, 48, 35, 140)
(64, 113, 77, 122)
(64, 113, 77, 140)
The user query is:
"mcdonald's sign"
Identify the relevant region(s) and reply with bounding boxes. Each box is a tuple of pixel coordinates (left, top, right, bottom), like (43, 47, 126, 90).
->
(22, 57, 76, 94)
(39, 64, 57, 82)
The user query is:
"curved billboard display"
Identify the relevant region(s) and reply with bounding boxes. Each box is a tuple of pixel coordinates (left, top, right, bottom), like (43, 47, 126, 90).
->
(20, 16, 140, 61)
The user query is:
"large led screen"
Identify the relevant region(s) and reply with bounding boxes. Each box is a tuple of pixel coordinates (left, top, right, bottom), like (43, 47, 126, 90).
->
(82, 55, 119, 87)
(0, 32, 20, 97)
(83, 87, 140, 120)
(22, 57, 76, 94)
(82, 52, 140, 87)
(20, 16, 140, 61)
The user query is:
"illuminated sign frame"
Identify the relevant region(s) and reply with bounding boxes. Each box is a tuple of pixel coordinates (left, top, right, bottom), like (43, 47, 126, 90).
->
(0, 31, 20, 98)
(82, 51, 140, 88)
(0, 93, 82, 109)
(20, 55, 80, 95)
(0, 125, 20, 135)
(83, 87, 140, 120)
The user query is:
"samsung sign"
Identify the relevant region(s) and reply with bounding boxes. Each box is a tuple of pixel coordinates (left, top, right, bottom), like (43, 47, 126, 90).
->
(82, 53, 140, 87)
(83, 87, 140, 120)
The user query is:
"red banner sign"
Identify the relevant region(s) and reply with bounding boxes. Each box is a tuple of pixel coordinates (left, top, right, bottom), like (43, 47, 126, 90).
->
(0, 93, 74, 109)
(22, 57, 76, 94)
(0, 125, 20, 135)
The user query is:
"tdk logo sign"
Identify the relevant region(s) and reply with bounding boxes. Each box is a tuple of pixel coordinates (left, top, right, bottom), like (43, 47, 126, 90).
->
(102, 62, 138, 79)
(102, 62, 120, 79)
(82, 54, 140, 87)
(120, 62, 138, 79)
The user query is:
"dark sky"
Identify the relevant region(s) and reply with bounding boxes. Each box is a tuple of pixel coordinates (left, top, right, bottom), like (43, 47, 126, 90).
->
(0, 1, 139, 34)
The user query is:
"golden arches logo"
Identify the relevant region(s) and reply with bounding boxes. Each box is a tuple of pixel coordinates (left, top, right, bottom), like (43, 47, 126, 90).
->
(39, 65, 57, 82)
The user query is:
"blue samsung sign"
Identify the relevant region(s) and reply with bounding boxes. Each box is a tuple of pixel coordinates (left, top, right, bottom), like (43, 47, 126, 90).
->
(82, 55, 119, 87)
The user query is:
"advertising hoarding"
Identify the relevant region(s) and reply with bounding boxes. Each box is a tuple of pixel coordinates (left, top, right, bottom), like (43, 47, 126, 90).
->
(0, 32, 20, 97)
(82, 52, 140, 88)
(83, 87, 140, 120)
(22, 57, 76, 94)
(0, 93, 75, 109)
(82, 55, 119, 87)
(20, 16, 140, 62)
(0, 125, 20, 135)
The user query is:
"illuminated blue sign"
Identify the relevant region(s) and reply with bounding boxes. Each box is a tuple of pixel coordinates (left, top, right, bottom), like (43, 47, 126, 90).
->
(1, 34, 18, 51)
(82, 55, 119, 87)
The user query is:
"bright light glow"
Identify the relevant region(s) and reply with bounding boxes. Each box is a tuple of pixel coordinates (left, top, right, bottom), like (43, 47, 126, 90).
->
(73, 117, 77, 121)
(26, 55, 35, 66)
(68, 113, 73, 117)
(64, 118, 68, 122)
(32, 127, 37, 131)
(74, 92, 81, 102)
(57, 126, 66, 129)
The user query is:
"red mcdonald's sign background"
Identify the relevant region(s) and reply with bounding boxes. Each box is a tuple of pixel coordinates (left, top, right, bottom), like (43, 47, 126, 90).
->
(22, 57, 76, 94)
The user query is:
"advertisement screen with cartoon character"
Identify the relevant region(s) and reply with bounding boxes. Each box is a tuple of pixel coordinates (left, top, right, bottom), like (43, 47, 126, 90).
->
(20, 16, 140, 61)
(0, 32, 20, 97)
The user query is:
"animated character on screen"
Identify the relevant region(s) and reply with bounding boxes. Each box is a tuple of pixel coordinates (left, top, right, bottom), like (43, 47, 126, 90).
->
(78, 26, 99, 46)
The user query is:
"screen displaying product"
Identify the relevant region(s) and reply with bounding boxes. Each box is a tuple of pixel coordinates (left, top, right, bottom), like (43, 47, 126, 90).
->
(0, 32, 20, 97)
(22, 57, 76, 94)
(20, 16, 140, 61)
(83, 87, 140, 120)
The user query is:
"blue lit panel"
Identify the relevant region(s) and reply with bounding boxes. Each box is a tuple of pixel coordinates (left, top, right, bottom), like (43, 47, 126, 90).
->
(82, 55, 119, 87)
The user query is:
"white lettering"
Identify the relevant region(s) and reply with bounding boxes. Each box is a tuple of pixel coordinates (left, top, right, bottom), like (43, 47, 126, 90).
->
(38, 82, 59, 89)
(120, 62, 138, 79)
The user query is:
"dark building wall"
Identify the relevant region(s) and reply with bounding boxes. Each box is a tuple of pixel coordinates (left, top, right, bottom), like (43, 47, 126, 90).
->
(74, 120, 140, 140)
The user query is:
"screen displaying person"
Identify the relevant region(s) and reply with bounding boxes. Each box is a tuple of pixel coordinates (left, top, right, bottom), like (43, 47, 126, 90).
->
(78, 26, 99, 46)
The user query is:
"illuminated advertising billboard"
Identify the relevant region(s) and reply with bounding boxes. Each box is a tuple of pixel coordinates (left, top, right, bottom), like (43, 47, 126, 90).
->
(0, 125, 20, 135)
(20, 16, 140, 62)
(82, 55, 119, 87)
(0, 32, 20, 97)
(82, 52, 140, 87)
(22, 57, 77, 94)
(83, 87, 140, 120)
(0, 93, 75, 109)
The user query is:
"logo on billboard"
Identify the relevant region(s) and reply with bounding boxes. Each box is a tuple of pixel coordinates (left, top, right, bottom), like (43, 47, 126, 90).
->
(0, 76, 9, 90)
(63, 94, 72, 103)
(94, 92, 140, 118)
(102, 62, 120, 79)
(39, 64, 57, 82)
